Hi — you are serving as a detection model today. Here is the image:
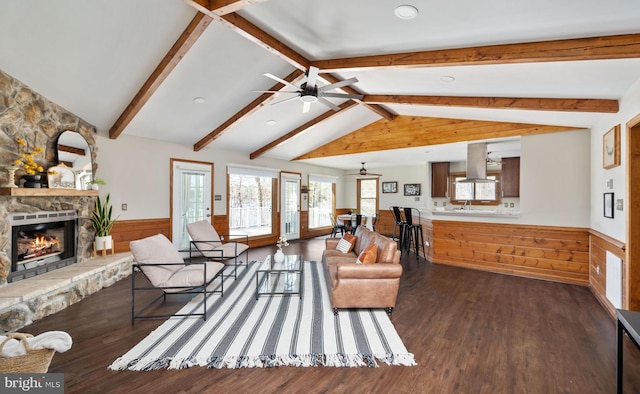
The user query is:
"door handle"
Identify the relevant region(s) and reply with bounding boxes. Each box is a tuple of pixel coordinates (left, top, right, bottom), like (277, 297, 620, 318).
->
(206, 214, 211, 217)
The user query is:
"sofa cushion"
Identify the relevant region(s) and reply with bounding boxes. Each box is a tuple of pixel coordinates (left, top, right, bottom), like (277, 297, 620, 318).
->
(356, 244, 377, 264)
(130, 234, 183, 286)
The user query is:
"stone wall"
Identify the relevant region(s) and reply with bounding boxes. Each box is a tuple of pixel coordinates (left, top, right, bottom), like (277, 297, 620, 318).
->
(0, 69, 99, 285)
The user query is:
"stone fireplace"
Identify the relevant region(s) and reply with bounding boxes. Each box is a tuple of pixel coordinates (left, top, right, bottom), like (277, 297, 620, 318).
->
(0, 70, 133, 333)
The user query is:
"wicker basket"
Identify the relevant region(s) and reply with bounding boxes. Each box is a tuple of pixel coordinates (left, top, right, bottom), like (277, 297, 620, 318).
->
(0, 333, 56, 373)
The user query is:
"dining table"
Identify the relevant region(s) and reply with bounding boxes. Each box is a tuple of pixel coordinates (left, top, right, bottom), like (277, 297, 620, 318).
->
(337, 214, 369, 231)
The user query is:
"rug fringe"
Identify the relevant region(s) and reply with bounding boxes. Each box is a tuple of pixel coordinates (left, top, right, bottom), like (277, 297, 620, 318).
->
(110, 351, 415, 371)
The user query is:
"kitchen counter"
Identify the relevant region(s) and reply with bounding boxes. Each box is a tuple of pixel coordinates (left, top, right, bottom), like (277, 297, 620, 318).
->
(431, 209, 520, 218)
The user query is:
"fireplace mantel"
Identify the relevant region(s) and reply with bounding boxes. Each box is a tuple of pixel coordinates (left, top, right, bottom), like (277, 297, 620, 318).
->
(0, 188, 99, 197)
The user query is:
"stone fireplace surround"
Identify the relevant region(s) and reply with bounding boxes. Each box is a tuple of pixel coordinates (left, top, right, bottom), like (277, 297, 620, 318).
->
(0, 70, 133, 332)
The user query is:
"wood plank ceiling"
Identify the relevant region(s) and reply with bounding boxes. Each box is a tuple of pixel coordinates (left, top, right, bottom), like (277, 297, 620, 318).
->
(107, 0, 637, 161)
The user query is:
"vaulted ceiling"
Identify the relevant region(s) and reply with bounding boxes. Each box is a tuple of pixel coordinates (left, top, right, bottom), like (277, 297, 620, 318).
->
(2, 0, 640, 171)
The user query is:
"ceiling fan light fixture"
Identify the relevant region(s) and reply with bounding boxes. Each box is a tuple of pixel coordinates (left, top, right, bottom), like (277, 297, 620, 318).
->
(394, 5, 419, 19)
(300, 95, 318, 103)
(193, 96, 207, 104)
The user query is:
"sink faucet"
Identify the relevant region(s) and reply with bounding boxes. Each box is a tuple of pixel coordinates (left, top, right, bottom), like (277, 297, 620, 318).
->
(463, 200, 472, 210)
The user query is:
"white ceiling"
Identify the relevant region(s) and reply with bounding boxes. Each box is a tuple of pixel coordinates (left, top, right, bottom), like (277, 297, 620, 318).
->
(2, 0, 640, 172)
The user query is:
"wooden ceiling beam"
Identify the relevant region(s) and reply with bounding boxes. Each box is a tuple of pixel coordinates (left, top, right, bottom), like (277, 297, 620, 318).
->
(363, 95, 619, 113)
(205, 0, 269, 16)
(250, 101, 357, 159)
(194, 69, 305, 151)
(108, 12, 212, 139)
(294, 115, 584, 160)
(320, 73, 396, 121)
(313, 33, 640, 72)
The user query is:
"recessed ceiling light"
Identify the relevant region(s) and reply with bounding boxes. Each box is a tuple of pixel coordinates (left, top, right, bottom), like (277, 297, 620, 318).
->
(440, 75, 455, 82)
(193, 97, 207, 104)
(394, 5, 419, 20)
(266, 120, 277, 126)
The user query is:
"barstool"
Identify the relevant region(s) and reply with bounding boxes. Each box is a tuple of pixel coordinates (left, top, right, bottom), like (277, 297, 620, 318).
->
(371, 212, 379, 231)
(403, 207, 425, 259)
(390, 206, 407, 252)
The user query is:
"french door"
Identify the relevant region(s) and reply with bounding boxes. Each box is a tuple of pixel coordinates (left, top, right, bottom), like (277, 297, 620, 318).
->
(171, 159, 213, 251)
(280, 172, 300, 240)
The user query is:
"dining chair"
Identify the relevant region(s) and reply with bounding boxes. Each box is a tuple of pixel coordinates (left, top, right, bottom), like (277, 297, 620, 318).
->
(330, 213, 346, 237)
(352, 214, 363, 234)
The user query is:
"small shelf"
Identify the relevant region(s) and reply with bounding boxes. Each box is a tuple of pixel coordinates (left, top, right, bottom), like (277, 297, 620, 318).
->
(0, 187, 99, 197)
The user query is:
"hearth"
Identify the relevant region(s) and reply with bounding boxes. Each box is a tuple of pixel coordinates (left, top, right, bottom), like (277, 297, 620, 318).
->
(9, 210, 77, 282)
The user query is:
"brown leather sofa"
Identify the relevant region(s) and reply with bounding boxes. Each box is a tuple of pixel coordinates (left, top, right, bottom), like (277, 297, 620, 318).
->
(322, 226, 402, 315)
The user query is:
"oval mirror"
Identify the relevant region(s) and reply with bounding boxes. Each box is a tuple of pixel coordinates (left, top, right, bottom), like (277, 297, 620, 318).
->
(55, 130, 92, 190)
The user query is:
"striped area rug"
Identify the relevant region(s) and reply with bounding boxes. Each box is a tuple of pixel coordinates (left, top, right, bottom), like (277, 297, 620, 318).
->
(109, 260, 416, 370)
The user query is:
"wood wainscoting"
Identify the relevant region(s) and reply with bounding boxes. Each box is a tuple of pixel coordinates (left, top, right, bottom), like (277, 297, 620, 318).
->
(110, 218, 170, 253)
(432, 220, 590, 285)
(589, 229, 626, 317)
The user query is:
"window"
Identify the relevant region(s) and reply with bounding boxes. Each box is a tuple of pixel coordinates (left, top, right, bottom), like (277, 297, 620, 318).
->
(357, 178, 379, 216)
(450, 172, 501, 205)
(228, 166, 278, 237)
(308, 174, 337, 229)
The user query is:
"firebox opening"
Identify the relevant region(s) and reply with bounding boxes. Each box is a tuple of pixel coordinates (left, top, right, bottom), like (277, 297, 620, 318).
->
(9, 210, 77, 283)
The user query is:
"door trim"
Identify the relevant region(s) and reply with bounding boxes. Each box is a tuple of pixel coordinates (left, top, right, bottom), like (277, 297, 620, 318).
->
(169, 158, 214, 242)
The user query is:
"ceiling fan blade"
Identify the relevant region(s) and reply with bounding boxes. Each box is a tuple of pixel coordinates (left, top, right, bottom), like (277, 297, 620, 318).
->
(271, 95, 301, 106)
(302, 101, 312, 113)
(253, 90, 300, 94)
(318, 77, 359, 92)
(306, 66, 319, 87)
(317, 97, 341, 111)
(264, 73, 300, 90)
(319, 92, 364, 99)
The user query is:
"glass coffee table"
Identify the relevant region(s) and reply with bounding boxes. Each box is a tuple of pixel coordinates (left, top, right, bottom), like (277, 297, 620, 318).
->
(256, 254, 304, 299)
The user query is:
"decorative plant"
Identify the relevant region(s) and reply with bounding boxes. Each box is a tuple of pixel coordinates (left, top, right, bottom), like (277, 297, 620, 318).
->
(13, 137, 44, 175)
(276, 235, 289, 250)
(86, 177, 106, 185)
(90, 194, 117, 237)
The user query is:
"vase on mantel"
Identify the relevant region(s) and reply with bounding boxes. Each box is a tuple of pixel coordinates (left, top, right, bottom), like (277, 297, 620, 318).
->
(22, 174, 41, 188)
(274, 248, 285, 264)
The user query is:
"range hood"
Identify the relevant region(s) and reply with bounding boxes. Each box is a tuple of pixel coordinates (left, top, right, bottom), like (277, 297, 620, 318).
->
(457, 142, 498, 183)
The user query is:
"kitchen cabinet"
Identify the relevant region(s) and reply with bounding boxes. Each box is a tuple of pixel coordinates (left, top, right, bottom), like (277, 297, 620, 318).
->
(431, 162, 449, 197)
(501, 157, 520, 197)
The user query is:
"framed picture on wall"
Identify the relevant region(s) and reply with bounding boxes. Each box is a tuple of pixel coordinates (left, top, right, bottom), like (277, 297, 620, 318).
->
(404, 183, 421, 196)
(604, 192, 614, 218)
(382, 181, 397, 193)
(603, 125, 620, 169)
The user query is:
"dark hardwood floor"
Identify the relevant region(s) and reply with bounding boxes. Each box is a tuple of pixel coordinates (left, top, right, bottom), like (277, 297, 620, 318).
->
(17, 237, 640, 393)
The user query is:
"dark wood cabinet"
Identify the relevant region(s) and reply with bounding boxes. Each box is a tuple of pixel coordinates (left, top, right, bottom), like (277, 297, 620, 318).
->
(501, 157, 520, 197)
(431, 162, 449, 197)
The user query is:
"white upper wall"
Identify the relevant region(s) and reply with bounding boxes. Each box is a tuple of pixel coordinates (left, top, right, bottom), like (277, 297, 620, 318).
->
(590, 77, 640, 242)
(95, 133, 342, 220)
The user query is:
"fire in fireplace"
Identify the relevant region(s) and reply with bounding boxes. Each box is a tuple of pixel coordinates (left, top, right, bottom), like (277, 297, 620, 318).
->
(9, 210, 77, 282)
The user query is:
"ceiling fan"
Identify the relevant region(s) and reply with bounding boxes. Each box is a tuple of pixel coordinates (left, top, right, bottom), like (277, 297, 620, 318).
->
(345, 162, 382, 177)
(256, 66, 363, 113)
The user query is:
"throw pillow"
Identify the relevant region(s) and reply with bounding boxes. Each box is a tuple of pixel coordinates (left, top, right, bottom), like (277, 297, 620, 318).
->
(356, 244, 377, 264)
(336, 238, 352, 253)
